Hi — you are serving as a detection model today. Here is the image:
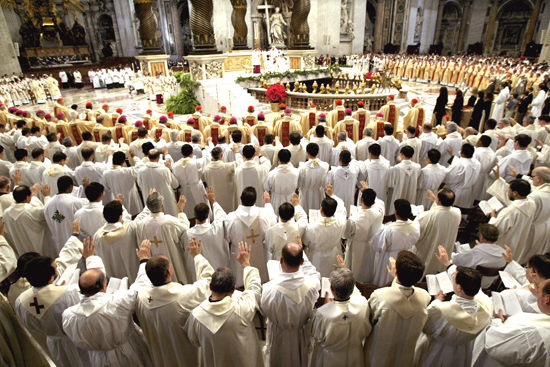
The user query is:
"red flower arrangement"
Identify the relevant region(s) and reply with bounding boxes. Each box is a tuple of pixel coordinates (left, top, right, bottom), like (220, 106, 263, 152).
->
(266, 84, 287, 103)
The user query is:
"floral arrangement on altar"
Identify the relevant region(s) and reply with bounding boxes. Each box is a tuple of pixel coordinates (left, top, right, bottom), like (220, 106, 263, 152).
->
(265, 83, 287, 103)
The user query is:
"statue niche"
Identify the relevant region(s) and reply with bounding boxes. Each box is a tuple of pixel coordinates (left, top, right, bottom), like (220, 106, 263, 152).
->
(231, 0, 248, 49)
(72, 20, 87, 45)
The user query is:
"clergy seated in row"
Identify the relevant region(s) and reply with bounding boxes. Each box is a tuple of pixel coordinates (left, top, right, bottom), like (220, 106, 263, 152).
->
(297, 143, 330, 214)
(372, 199, 420, 287)
(62, 240, 154, 366)
(261, 239, 321, 367)
(185, 242, 264, 367)
(15, 234, 104, 367)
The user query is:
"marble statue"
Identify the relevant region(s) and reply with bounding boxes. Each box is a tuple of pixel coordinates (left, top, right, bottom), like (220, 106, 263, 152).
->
(270, 7, 287, 47)
(340, 0, 349, 33)
(414, 7, 423, 43)
(72, 20, 86, 45)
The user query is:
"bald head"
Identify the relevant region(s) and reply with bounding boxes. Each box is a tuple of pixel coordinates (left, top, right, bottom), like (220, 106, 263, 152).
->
(534, 167, 550, 183)
(148, 149, 161, 161)
(79, 269, 106, 297)
(281, 243, 303, 271)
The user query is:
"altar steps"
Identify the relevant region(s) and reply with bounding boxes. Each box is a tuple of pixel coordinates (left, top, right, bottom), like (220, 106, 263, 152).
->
(198, 76, 268, 118)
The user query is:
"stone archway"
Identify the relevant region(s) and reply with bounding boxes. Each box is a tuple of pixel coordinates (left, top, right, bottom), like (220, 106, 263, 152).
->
(493, 0, 533, 54)
(438, 1, 461, 55)
(364, 1, 377, 52)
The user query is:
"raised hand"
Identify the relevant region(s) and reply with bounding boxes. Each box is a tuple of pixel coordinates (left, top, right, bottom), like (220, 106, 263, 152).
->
(263, 191, 271, 204)
(12, 170, 21, 186)
(426, 189, 437, 202)
(136, 240, 151, 261)
(359, 181, 369, 191)
(176, 195, 187, 213)
(502, 245, 513, 263)
(435, 245, 451, 267)
(325, 183, 334, 197)
(295, 234, 302, 248)
(232, 241, 251, 268)
(79, 237, 96, 259)
(30, 183, 41, 197)
(492, 163, 500, 179)
(41, 184, 51, 197)
(116, 194, 124, 204)
(82, 177, 90, 188)
(148, 188, 157, 196)
(204, 187, 215, 203)
(187, 237, 202, 257)
(291, 192, 300, 206)
(386, 257, 397, 278)
(72, 219, 80, 235)
(507, 165, 519, 178)
(333, 254, 346, 269)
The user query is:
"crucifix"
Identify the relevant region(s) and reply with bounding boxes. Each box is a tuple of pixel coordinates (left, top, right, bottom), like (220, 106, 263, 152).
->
(148, 296, 153, 303)
(30, 297, 45, 314)
(343, 315, 348, 320)
(150, 236, 163, 248)
(257, 0, 276, 45)
(246, 229, 260, 244)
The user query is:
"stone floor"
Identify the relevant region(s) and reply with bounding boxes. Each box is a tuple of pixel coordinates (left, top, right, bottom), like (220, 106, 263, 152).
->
(21, 77, 462, 128)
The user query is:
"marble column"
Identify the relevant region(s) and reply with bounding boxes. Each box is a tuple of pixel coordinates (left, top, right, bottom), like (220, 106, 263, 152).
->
(374, 0, 384, 53)
(231, 0, 249, 49)
(0, 8, 20, 75)
(172, 1, 183, 57)
(83, 10, 100, 62)
(456, 1, 471, 52)
(134, 0, 162, 54)
(290, 0, 311, 48)
(433, 0, 445, 46)
(189, 0, 217, 53)
(524, 0, 543, 51)
(113, 0, 138, 56)
(483, 2, 498, 54)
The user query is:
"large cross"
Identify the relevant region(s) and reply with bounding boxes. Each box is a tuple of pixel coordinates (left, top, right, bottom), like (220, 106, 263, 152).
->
(257, 0, 276, 45)
(320, 219, 329, 227)
(246, 229, 260, 244)
(30, 297, 44, 314)
(343, 315, 348, 320)
(150, 236, 163, 248)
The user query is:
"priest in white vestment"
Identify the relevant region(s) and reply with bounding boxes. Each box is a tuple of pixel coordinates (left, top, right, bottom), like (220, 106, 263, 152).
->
(326, 150, 360, 214)
(414, 265, 492, 367)
(490, 84, 509, 121)
(345, 187, 384, 284)
(365, 251, 431, 366)
(265, 196, 307, 260)
(261, 241, 321, 367)
(297, 143, 330, 214)
(224, 187, 277, 286)
(73, 147, 113, 204)
(304, 184, 352, 277)
(413, 188, 461, 275)
(416, 149, 447, 209)
(202, 145, 243, 213)
(444, 143, 481, 208)
(355, 127, 377, 161)
(400, 126, 423, 163)
(419, 123, 439, 166)
(62, 241, 154, 367)
(136, 238, 214, 367)
(16, 236, 103, 367)
(264, 148, 299, 215)
(103, 151, 144, 216)
(310, 267, 372, 367)
(437, 122, 462, 167)
(185, 243, 264, 367)
(309, 125, 335, 164)
(372, 200, 421, 286)
(41, 152, 75, 196)
(492, 134, 533, 183)
(137, 149, 179, 216)
(486, 177, 536, 264)
(472, 135, 497, 202)
(378, 124, 400, 166)
(172, 143, 210, 218)
(387, 146, 422, 215)
(182, 188, 230, 282)
(235, 145, 271, 208)
(44, 176, 88, 252)
(359, 143, 390, 206)
(138, 191, 189, 284)
(3, 184, 56, 258)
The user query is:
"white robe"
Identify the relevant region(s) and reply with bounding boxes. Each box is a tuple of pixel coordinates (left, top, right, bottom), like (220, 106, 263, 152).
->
(139, 212, 190, 283)
(304, 195, 351, 277)
(3, 196, 57, 258)
(62, 263, 153, 367)
(326, 165, 360, 214)
(415, 295, 492, 367)
(387, 160, 421, 214)
(310, 294, 372, 367)
(41, 164, 75, 196)
(365, 280, 431, 366)
(359, 158, 390, 206)
(416, 164, 447, 209)
(182, 202, 229, 282)
(378, 135, 400, 166)
(265, 206, 307, 260)
(172, 156, 209, 218)
(345, 200, 384, 283)
(103, 163, 143, 216)
(202, 157, 243, 213)
(0, 235, 15, 282)
(260, 256, 321, 367)
(495, 149, 532, 183)
(413, 205, 462, 275)
(24, 160, 50, 187)
(44, 193, 88, 253)
(137, 162, 179, 216)
(235, 158, 271, 208)
(263, 163, 299, 215)
(444, 156, 481, 208)
(356, 137, 377, 161)
(531, 91, 546, 118)
(437, 132, 462, 167)
(400, 137, 423, 164)
(451, 243, 507, 289)
(491, 87, 509, 121)
(74, 160, 113, 204)
(136, 254, 214, 367)
(297, 159, 330, 214)
(472, 146, 497, 202)
(224, 204, 277, 286)
(372, 220, 421, 286)
(185, 266, 264, 367)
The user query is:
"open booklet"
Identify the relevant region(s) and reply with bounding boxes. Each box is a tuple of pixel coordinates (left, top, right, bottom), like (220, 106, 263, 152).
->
(492, 291, 522, 316)
(309, 209, 320, 223)
(411, 205, 425, 217)
(106, 277, 129, 296)
(455, 241, 471, 254)
(479, 196, 504, 216)
(56, 267, 81, 286)
(426, 272, 454, 296)
(499, 271, 523, 289)
(321, 277, 334, 298)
